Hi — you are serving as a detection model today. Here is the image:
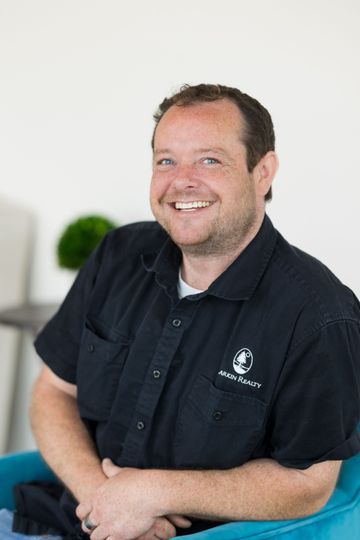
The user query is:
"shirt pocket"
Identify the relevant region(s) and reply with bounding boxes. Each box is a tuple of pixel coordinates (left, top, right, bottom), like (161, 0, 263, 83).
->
(174, 374, 266, 469)
(77, 326, 130, 421)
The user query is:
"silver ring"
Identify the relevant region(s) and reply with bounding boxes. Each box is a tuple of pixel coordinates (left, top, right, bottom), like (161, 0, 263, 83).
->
(83, 516, 98, 531)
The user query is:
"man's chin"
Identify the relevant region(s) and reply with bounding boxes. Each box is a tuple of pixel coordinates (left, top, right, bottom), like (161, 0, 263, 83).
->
(160, 223, 209, 246)
(173, 235, 222, 257)
(164, 232, 209, 252)
(158, 222, 225, 256)
(173, 236, 208, 250)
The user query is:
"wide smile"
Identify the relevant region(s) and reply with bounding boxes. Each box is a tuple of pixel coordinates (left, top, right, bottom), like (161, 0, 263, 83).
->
(169, 200, 215, 212)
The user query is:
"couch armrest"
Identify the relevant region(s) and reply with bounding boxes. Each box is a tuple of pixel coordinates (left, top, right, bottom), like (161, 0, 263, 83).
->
(0, 450, 57, 510)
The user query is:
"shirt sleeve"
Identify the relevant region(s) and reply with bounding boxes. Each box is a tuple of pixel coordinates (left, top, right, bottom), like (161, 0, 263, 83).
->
(269, 319, 360, 469)
(34, 233, 111, 384)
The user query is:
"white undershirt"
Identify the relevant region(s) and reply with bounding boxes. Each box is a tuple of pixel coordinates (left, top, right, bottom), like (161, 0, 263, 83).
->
(177, 269, 204, 299)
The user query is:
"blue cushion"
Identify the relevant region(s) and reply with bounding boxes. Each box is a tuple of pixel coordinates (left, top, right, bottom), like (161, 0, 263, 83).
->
(0, 451, 359, 538)
(0, 450, 56, 510)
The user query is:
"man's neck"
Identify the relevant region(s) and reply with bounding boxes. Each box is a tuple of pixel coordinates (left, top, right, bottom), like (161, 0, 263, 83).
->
(180, 214, 265, 291)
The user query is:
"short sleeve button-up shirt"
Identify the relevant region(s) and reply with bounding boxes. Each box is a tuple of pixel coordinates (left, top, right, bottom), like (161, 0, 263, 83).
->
(35, 214, 360, 478)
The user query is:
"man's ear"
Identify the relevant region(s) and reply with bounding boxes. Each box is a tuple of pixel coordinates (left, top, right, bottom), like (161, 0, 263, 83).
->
(254, 151, 279, 197)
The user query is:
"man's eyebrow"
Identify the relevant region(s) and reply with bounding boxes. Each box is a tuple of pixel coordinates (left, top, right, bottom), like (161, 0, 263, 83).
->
(154, 147, 229, 156)
(197, 147, 228, 155)
(154, 149, 172, 156)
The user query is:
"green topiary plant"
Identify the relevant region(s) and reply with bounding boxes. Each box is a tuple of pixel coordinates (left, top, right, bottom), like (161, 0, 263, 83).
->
(57, 215, 117, 270)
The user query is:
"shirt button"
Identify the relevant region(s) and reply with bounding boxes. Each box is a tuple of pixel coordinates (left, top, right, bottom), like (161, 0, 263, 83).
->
(152, 370, 161, 379)
(172, 319, 182, 328)
(87, 344, 95, 353)
(213, 411, 223, 421)
(136, 421, 145, 431)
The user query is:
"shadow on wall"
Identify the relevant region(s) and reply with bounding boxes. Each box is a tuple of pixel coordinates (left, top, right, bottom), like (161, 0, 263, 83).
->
(0, 195, 34, 454)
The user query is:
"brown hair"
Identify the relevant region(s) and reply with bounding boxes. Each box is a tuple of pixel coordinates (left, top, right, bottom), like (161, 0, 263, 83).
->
(152, 84, 275, 201)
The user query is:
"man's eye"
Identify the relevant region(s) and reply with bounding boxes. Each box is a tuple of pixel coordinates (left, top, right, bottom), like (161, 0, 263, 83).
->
(203, 157, 220, 165)
(157, 158, 174, 166)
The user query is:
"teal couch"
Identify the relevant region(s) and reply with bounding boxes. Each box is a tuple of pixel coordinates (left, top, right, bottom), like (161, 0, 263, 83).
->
(0, 450, 359, 539)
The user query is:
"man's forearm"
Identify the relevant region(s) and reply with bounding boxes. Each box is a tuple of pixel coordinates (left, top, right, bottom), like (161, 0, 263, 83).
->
(147, 458, 340, 522)
(30, 373, 106, 502)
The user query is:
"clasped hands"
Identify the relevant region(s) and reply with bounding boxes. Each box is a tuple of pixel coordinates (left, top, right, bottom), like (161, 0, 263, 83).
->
(76, 459, 191, 540)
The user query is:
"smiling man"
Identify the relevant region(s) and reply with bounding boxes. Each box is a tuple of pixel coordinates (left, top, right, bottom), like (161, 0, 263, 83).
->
(5, 84, 360, 540)
(150, 98, 263, 261)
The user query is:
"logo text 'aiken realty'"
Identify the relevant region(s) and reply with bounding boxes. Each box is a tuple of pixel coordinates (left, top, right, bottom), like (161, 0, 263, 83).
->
(218, 348, 262, 389)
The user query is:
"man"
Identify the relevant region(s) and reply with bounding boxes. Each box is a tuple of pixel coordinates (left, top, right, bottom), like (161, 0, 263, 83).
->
(4, 84, 360, 540)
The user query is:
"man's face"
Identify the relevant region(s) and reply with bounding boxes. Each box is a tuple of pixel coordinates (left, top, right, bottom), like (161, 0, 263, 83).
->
(150, 99, 263, 256)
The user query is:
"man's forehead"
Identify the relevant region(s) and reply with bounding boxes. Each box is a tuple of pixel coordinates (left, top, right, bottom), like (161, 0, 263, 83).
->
(161, 98, 243, 122)
(154, 100, 245, 148)
(154, 146, 230, 156)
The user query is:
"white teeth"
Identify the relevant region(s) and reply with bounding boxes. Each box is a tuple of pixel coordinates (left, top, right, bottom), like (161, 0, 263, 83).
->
(175, 201, 211, 210)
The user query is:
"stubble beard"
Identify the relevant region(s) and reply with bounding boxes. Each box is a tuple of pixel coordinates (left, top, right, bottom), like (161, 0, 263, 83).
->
(157, 196, 258, 258)
(177, 205, 258, 258)
(152, 180, 259, 258)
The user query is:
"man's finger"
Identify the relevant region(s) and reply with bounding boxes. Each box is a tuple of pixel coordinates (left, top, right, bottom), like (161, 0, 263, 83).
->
(102, 458, 121, 478)
(134, 517, 178, 540)
(82, 515, 99, 533)
(76, 502, 92, 521)
(153, 517, 176, 539)
(89, 523, 109, 540)
(166, 514, 192, 528)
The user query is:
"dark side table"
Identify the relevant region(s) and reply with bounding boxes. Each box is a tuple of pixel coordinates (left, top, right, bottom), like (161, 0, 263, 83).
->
(0, 303, 59, 335)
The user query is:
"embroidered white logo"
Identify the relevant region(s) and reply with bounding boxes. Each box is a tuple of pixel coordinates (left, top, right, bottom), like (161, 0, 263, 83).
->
(233, 348, 253, 375)
(217, 347, 262, 389)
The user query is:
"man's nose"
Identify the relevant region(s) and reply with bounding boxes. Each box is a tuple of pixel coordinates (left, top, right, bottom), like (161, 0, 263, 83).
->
(172, 164, 201, 190)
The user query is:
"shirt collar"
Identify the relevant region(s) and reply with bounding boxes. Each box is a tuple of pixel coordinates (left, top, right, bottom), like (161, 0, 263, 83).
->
(142, 214, 278, 301)
(207, 214, 278, 300)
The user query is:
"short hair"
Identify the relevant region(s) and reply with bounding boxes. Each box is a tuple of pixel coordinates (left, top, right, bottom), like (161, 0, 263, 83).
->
(152, 83, 275, 201)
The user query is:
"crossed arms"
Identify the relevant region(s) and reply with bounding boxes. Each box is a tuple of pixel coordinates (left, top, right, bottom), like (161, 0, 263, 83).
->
(30, 365, 341, 540)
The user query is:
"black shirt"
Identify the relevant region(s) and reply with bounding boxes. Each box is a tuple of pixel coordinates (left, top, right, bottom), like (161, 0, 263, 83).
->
(31, 214, 360, 535)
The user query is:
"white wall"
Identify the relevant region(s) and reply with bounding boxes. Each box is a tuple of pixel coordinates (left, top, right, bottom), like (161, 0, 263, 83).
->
(1, 0, 359, 450)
